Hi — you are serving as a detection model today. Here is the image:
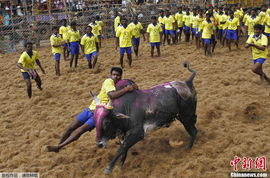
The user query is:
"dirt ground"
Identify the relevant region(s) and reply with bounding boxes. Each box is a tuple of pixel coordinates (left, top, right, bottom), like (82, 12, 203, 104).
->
(1, 38, 270, 178)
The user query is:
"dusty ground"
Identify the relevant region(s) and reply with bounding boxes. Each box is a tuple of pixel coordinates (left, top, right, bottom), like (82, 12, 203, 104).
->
(1, 38, 270, 178)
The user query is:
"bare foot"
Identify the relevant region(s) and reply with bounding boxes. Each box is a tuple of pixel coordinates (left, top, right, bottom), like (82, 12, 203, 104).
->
(46, 146, 60, 153)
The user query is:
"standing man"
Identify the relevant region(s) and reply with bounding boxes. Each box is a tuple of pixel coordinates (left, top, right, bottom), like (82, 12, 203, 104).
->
(163, 9, 176, 45)
(50, 26, 63, 76)
(147, 16, 163, 57)
(17, 42, 45, 98)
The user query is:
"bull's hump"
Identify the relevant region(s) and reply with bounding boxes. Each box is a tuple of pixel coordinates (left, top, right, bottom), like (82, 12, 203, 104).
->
(170, 81, 192, 100)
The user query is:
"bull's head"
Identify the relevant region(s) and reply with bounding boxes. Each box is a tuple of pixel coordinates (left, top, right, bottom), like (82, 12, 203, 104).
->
(91, 92, 130, 148)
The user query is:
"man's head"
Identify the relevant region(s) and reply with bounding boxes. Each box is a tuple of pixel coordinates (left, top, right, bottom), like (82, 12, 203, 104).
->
(133, 16, 138, 23)
(206, 13, 211, 20)
(120, 17, 128, 27)
(254, 24, 263, 36)
(91, 16, 96, 23)
(261, 5, 266, 12)
(165, 9, 170, 16)
(160, 10, 164, 16)
(25, 42, 33, 52)
(110, 67, 122, 83)
(96, 15, 101, 21)
(186, 8, 190, 14)
(70, 21, 77, 30)
(219, 7, 223, 14)
(229, 10, 234, 18)
(52, 26, 58, 35)
(86, 25, 92, 34)
(151, 16, 157, 24)
(178, 6, 182, 12)
(62, 19, 67, 26)
(251, 9, 257, 16)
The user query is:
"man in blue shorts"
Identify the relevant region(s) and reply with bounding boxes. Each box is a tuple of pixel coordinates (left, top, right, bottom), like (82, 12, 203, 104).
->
(46, 67, 138, 152)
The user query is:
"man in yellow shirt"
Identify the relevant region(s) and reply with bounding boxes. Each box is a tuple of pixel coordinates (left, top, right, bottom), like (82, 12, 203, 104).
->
(245, 24, 270, 84)
(158, 10, 165, 44)
(46, 67, 138, 152)
(196, 9, 204, 49)
(175, 6, 184, 43)
(95, 15, 104, 48)
(163, 9, 176, 45)
(191, 8, 198, 41)
(264, 11, 270, 42)
(116, 17, 134, 68)
(147, 16, 163, 57)
(183, 8, 192, 42)
(129, 16, 145, 57)
(224, 10, 240, 51)
(17, 42, 45, 98)
(114, 11, 121, 34)
(200, 13, 214, 56)
(50, 26, 63, 76)
(245, 9, 260, 38)
(67, 21, 81, 70)
(81, 26, 99, 69)
(59, 19, 70, 61)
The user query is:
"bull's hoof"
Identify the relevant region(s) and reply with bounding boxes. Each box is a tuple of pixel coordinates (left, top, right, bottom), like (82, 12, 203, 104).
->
(104, 167, 112, 174)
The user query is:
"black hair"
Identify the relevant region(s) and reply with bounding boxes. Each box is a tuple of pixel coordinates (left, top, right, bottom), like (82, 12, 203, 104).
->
(206, 13, 211, 17)
(229, 10, 234, 15)
(96, 15, 100, 20)
(121, 17, 127, 21)
(52, 26, 58, 31)
(24, 41, 33, 48)
(151, 16, 157, 20)
(160, 10, 164, 13)
(70, 21, 76, 26)
(254, 24, 263, 30)
(111, 67, 123, 75)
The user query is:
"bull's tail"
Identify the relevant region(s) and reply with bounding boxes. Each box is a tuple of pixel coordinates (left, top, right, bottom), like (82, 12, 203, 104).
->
(183, 61, 196, 89)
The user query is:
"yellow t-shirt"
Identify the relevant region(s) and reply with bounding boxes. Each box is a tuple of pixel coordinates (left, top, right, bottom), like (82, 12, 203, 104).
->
(80, 34, 99, 54)
(89, 78, 116, 110)
(225, 17, 239, 30)
(163, 15, 175, 30)
(191, 15, 198, 28)
(129, 22, 143, 38)
(114, 16, 120, 31)
(243, 14, 250, 24)
(88, 23, 101, 36)
(158, 16, 164, 25)
(50, 34, 63, 54)
(201, 20, 214, 39)
(96, 20, 104, 28)
(245, 16, 260, 35)
(67, 29, 80, 42)
(116, 25, 134, 48)
(183, 14, 192, 27)
(264, 14, 270, 34)
(258, 11, 266, 25)
(246, 34, 268, 59)
(175, 12, 184, 27)
(59, 26, 70, 41)
(146, 23, 163, 43)
(18, 51, 38, 72)
(197, 16, 204, 32)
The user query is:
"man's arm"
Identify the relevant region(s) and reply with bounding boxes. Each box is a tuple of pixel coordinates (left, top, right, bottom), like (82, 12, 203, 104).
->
(248, 43, 266, 51)
(36, 59, 45, 74)
(108, 84, 138, 99)
(17, 63, 30, 72)
(115, 37, 119, 50)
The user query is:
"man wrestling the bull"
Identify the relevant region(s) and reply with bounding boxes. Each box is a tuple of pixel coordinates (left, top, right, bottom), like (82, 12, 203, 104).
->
(46, 67, 138, 152)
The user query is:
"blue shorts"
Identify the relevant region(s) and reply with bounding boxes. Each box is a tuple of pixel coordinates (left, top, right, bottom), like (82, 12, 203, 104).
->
(192, 28, 197, 34)
(150, 42, 161, 47)
(184, 26, 191, 32)
(264, 33, 270, 37)
(22, 72, 30, 80)
(253, 58, 266, 64)
(162, 28, 165, 34)
(63, 43, 68, 48)
(98, 35, 102, 39)
(165, 29, 175, 35)
(219, 29, 224, 36)
(76, 108, 95, 128)
(70, 41, 80, 55)
(132, 38, 140, 45)
(120, 47, 132, 55)
(197, 32, 201, 38)
(85, 51, 97, 61)
(203, 38, 211, 44)
(54, 53, 61, 61)
(226, 30, 237, 40)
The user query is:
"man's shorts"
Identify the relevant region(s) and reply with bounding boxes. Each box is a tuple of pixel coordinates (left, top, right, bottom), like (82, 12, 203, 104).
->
(203, 38, 211, 45)
(63, 43, 68, 48)
(192, 28, 197, 34)
(150, 42, 161, 47)
(85, 51, 97, 61)
(184, 26, 191, 32)
(132, 37, 140, 46)
(165, 29, 175, 35)
(219, 29, 224, 36)
(98, 35, 102, 39)
(197, 32, 201, 38)
(253, 58, 266, 64)
(226, 30, 237, 40)
(120, 47, 132, 55)
(54, 53, 61, 61)
(76, 108, 95, 128)
(264, 33, 270, 37)
(178, 27, 183, 31)
(70, 41, 80, 55)
(22, 72, 30, 80)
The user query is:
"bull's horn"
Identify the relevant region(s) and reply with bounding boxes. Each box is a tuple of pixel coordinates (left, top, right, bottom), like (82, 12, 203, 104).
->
(90, 91, 101, 105)
(115, 113, 130, 119)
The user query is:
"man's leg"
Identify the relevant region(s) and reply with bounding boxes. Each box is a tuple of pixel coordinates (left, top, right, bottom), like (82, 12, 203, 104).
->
(252, 61, 270, 84)
(127, 47, 132, 67)
(70, 54, 74, 68)
(74, 54, 79, 68)
(25, 78, 32, 98)
(151, 45, 154, 57)
(59, 119, 84, 145)
(120, 54, 124, 68)
(34, 71, 42, 90)
(92, 55, 98, 69)
(157, 45, 161, 57)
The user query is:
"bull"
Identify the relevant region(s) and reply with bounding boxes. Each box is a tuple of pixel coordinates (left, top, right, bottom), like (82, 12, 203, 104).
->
(92, 62, 197, 174)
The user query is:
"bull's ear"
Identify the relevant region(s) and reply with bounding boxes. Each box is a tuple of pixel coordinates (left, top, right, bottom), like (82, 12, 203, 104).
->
(115, 113, 130, 119)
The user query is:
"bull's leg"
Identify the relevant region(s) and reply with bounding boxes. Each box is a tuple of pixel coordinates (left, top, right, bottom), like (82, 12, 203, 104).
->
(120, 150, 128, 168)
(104, 131, 144, 174)
(178, 115, 197, 149)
